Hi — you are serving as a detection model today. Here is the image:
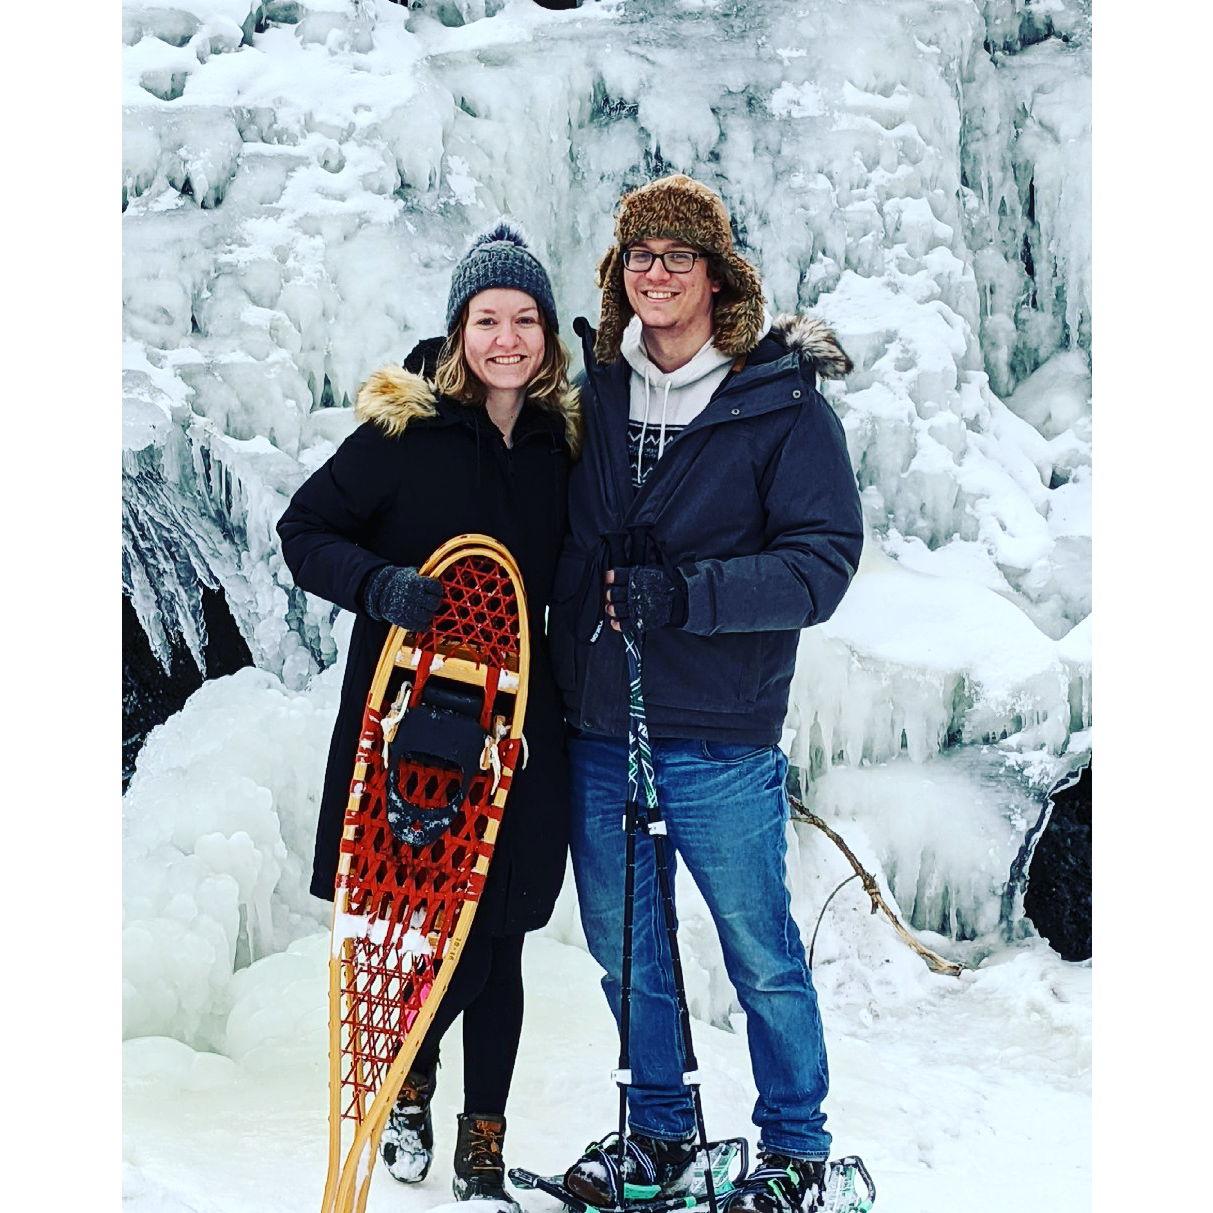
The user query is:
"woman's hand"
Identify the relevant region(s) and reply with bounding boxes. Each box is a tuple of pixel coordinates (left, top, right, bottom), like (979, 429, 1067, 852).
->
(363, 565, 444, 632)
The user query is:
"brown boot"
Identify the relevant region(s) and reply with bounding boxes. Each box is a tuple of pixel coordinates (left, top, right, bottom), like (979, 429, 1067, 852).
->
(451, 1112, 520, 1210)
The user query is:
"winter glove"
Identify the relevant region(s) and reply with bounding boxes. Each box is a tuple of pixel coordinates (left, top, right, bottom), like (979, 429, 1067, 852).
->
(362, 564, 444, 632)
(605, 565, 689, 632)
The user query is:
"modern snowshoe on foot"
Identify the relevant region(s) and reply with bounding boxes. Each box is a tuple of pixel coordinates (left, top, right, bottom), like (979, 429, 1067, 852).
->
(724, 1154, 875, 1213)
(722, 1153, 826, 1213)
(379, 1064, 437, 1183)
(452, 1112, 521, 1212)
(564, 1131, 697, 1208)
(510, 1135, 749, 1213)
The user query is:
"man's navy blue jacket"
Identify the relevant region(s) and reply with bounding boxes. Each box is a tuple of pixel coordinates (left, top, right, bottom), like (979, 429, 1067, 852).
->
(549, 313, 864, 746)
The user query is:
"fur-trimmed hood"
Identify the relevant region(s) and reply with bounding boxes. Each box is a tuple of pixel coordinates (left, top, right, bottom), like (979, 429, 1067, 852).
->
(354, 365, 439, 438)
(575, 310, 853, 386)
(766, 312, 853, 380)
(353, 353, 582, 457)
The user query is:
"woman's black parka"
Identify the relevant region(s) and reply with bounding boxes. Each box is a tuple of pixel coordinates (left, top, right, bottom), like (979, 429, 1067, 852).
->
(277, 341, 573, 934)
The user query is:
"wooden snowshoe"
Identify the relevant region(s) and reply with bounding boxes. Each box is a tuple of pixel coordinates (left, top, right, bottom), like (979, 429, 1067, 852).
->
(321, 535, 530, 1213)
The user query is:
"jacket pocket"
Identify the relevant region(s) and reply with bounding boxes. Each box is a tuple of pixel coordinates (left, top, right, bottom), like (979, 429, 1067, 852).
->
(640, 629, 763, 710)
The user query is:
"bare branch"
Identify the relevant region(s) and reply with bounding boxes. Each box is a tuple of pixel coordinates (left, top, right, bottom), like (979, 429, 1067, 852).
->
(790, 795, 966, 977)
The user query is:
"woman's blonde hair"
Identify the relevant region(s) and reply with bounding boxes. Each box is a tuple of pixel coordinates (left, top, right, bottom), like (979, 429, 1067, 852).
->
(435, 305, 582, 458)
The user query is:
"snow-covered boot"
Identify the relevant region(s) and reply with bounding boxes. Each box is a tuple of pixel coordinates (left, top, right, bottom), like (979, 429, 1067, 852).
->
(563, 1130, 698, 1208)
(380, 1063, 437, 1183)
(722, 1152, 827, 1213)
(452, 1112, 521, 1211)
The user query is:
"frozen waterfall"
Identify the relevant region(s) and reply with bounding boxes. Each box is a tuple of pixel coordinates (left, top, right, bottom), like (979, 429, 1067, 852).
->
(122, 0, 1091, 1048)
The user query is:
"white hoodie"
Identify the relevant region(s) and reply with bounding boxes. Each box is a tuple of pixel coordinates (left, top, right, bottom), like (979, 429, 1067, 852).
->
(620, 316, 736, 489)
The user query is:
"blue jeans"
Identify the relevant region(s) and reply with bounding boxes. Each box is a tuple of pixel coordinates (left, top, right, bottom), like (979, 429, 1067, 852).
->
(569, 734, 831, 1162)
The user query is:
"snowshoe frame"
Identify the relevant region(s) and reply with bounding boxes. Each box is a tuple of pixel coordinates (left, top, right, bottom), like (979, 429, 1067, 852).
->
(321, 534, 530, 1213)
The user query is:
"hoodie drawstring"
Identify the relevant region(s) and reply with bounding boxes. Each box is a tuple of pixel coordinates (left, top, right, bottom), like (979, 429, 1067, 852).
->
(637, 366, 674, 481)
(638, 366, 651, 483)
(656, 379, 672, 461)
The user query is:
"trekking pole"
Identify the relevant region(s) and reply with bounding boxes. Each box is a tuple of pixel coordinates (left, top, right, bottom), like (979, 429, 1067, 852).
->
(609, 531, 720, 1213)
(608, 533, 641, 1201)
(614, 724, 640, 1195)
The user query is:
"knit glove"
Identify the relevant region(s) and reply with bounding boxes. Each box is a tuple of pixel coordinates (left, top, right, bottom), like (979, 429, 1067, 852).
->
(606, 566, 689, 632)
(362, 565, 444, 632)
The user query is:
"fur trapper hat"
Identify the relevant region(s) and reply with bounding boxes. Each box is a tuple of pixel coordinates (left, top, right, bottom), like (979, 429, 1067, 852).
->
(594, 174, 766, 364)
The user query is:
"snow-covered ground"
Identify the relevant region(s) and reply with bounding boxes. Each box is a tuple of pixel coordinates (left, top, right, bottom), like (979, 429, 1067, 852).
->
(124, 935, 1089, 1213)
(121, 649, 1090, 1213)
(121, 2, 1094, 1209)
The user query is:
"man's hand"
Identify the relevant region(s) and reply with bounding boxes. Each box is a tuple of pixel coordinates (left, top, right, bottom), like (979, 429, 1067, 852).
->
(604, 566, 688, 632)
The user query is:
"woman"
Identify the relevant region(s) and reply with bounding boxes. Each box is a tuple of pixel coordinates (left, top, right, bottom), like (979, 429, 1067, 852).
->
(277, 223, 579, 1207)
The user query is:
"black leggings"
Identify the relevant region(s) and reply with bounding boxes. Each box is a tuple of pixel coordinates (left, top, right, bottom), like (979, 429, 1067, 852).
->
(412, 925, 525, 1115)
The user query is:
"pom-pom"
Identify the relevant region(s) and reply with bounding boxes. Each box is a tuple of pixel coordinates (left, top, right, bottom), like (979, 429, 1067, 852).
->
(469, 218, 532, 253)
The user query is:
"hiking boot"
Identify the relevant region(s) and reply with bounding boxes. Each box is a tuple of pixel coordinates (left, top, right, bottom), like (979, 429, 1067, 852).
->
(723, 1152, 827, 1213)
(380, 1063, 437, 1183)
(563, 1131, 698, 1208)
(452, 1112, 521, 1211)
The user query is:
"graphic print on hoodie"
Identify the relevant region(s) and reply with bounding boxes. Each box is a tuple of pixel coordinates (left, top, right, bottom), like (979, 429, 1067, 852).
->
(620, 316, 737, 488)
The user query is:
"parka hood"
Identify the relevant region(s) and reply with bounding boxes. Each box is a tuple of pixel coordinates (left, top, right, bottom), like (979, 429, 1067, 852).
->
(354, 365, 440, 438)
(766, 313, 853, 380)
(354, 336, 582, 456)
(577, 310, 853, 384)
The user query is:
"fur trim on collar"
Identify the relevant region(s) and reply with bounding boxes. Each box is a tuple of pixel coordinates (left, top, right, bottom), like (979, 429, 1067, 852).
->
(353, 363, 582, 457)
(768, 314, 853, 379)
(354, 366, 439, 437)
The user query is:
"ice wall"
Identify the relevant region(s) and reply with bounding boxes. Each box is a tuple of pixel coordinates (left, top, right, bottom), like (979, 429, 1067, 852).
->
(122, 0, 1092, 1043)
(123, 0, 1091, 675)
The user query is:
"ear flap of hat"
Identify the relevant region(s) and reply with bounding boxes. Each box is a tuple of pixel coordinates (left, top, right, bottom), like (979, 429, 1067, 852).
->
(711, 252, 768, 358)
(593, 244, 630, 365)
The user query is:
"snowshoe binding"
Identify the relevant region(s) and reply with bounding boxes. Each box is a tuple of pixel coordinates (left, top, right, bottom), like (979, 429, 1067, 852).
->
(379, 1064, 436, 1183)
(565, 1131, 697, 1208)
(721, 1153, 826, 1213)
(720, 1153, 874, 1213)
(452, 1112, 521, 1212)
(510, 1132, 749, 1213)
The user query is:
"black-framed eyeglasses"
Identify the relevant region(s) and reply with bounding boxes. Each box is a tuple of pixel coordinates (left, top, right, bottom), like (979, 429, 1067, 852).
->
(622, 248, 702, 273)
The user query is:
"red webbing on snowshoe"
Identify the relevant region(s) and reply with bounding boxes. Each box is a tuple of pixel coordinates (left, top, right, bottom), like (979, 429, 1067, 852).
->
(335, 554, 523, 1124)
(424, 554, 520, 666)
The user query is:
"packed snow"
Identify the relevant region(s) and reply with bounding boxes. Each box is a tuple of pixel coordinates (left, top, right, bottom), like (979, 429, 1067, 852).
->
(122, 2, 1092, 1211)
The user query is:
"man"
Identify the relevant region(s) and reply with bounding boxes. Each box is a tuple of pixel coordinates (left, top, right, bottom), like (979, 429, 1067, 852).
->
(547, 175, 864, 1213)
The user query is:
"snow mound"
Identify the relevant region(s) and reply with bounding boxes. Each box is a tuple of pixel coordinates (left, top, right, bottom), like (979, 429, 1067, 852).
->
(123, 661, 341, 1047)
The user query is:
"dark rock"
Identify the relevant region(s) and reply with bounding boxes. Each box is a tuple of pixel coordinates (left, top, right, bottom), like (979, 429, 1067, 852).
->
(1024, 761, 1091, 961)
(122, 588, 253, 789)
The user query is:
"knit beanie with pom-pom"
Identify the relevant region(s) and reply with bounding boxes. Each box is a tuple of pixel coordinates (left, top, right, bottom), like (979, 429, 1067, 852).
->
(445, 220, 560, 334)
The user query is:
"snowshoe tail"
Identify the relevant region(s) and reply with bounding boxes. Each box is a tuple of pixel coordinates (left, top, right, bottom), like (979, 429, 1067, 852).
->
(821, 1156, 875, 1213)
(508, 1168, 601, 1213)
